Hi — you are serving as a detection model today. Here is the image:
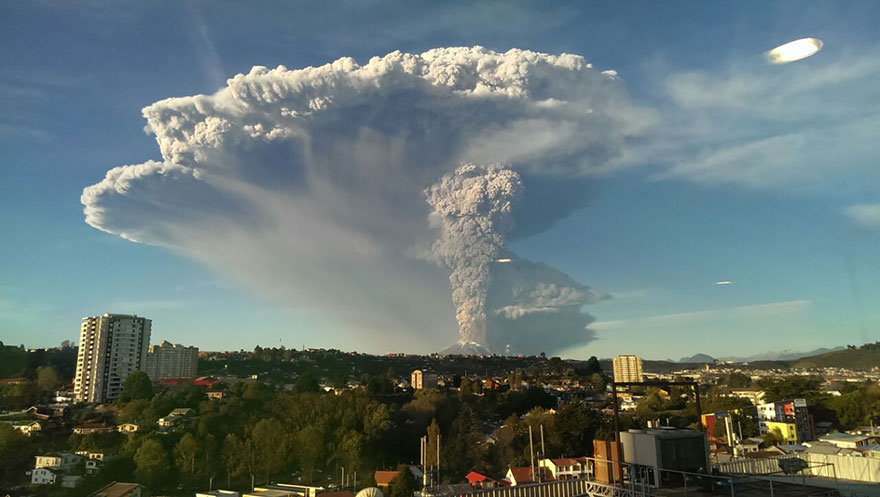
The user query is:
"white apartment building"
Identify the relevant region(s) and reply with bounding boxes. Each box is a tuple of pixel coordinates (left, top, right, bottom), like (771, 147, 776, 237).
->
(613, 355, 643, 383)
(73, 314, 151, 403)
(144, 340, 199, 380)
(411, 369, 438, 389)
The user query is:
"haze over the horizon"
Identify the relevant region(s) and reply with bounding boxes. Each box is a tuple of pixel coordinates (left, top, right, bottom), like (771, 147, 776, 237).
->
(1, 1, 878, 359)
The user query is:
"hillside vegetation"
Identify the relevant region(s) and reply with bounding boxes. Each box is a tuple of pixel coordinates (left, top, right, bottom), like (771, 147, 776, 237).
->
(794, 342, 880, 370)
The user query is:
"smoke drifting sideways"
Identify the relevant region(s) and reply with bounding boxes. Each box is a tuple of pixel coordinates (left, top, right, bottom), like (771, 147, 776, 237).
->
(81, 47, 649, 355)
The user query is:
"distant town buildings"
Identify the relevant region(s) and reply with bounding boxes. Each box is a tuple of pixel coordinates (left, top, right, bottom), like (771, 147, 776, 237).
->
(411, 369, 438, 389)
(73, 313, 151, 403)
(612, 355, 643, 383)
(144, 340, 198, 380)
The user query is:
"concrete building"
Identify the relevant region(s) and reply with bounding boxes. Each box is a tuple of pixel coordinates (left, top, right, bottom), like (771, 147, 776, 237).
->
(612, 355, 643, 383)
(411, 369, 438, 389)
(757, 399, 814, 442)
(620, 428, 709, 488)
(144, 340, 199, 380)
(74, 314, 151, 403)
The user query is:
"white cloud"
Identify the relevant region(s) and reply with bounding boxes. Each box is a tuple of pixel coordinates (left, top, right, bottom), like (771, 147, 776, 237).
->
(82, 47, 647, 353)
(845, 203, 880, 229)
(630, 47, 880, 192)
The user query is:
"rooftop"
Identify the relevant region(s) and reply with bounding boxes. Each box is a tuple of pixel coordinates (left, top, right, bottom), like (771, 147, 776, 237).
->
(820, 432, 869, 441)
(89, 482, 141, 497)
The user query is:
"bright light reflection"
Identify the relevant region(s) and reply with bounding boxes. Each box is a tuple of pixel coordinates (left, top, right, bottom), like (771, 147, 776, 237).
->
(715, 281, 732, 285)
(765, 38, 823, 64)
(496, 258, 513, 263)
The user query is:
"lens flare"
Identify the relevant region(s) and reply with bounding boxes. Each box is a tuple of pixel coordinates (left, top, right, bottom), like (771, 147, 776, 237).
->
(765, 38, 823, 64)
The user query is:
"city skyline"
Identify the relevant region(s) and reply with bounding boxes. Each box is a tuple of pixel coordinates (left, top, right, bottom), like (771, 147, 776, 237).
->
(2, 1, 879, 358)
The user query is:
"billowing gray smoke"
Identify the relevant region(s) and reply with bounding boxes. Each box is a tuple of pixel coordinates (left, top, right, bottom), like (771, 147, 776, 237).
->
(425, 164, 524, 350)
(81, 47, 649, 354)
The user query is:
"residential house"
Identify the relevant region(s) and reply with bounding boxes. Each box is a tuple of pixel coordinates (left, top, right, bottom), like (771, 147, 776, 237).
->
(505, 466, 554, 485)
(31, 467, 61, 485)
(157, 407, 195, 429)
(3, 420, 42, 436)
(374, 466, 422, 493)
(117, 423, 140, 433)
(73, 422, 114, 434)
(741, 438, 764, 453)
(207, 391, 226, 400)
(35, 452, 81, 471)
(465, 471, 504, 489)
(538, 457, 590, 480)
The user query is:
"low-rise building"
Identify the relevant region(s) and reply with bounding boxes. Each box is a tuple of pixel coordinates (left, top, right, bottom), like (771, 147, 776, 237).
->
(73, 422, 114, 434)
(411, 370, 438, 390)
(89, 482, 142, 497)
(35, 452, 81, 471)
(757, 399, 814, 442)
(157, 408, 195, 429)
(538, 457, 591, 480)
(2, 420, 42, 436)
(117, 423, 140, 433)
(505, 466, 554, 485)
(31, 467, 61, 485)
(765, 421, 799, 444)
(819, 433, 872, 449)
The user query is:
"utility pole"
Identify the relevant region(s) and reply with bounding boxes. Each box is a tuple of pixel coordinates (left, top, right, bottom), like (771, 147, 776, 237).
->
(539, 424, 546, 483)
(529, 425, 535, 482)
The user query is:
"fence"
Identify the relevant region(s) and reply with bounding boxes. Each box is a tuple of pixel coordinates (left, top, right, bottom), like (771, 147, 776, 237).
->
(445, 478, 645, 497)
(719, 453, 880, 484)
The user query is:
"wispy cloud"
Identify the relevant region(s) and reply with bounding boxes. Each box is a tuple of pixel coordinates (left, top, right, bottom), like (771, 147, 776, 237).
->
(592, 299, 811, 330)
(623, 46, 880, 194)
(844, 203, 880, 229)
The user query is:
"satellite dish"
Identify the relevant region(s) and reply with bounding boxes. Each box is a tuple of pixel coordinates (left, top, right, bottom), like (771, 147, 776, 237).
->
(357, 488, 384, 497)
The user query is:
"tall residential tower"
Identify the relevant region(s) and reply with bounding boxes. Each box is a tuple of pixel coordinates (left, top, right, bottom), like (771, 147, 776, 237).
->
(612, 354, 643, 383)
(73, 314, 151, 403)
(144, 341, 199, 380)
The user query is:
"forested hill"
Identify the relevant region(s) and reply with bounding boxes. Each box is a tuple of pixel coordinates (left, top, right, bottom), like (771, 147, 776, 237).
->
(794, 342, 880, 371)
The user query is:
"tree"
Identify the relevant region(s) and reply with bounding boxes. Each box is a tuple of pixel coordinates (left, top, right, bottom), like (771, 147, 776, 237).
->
(390, 467, 418, 497)
(295, 373, 321, 394)
(134, 438, 170, 489)
(0, 422, 33, 482)
(253, 418, 285, 483)
(175, 433, 199, 480)
(37, 365, 61, 393)
(723, 372, 752, 388)
(762, 428, 785, 446)
(124, 371, 153, 401)
(757, 376, 826, 405)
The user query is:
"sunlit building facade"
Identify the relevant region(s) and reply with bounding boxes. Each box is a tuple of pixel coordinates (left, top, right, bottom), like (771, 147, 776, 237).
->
(73, 314, 151, 403)
(612, 355, 643, 383)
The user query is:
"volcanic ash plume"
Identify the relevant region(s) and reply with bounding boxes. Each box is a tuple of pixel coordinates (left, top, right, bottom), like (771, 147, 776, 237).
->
(425, 165, 523, 350)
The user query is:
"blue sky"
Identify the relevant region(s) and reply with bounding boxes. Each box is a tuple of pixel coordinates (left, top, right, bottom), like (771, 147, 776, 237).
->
(1, 1, 878, 359)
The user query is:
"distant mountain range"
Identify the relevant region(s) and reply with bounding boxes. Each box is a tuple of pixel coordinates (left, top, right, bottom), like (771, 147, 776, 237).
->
(674, 347, 845, 364)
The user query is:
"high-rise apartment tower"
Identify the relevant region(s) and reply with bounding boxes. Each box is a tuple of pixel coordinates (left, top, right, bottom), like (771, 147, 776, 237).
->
(144, 341, 199, 380)
(612, 354, 643, 383)
(73, 314, 151, 403)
